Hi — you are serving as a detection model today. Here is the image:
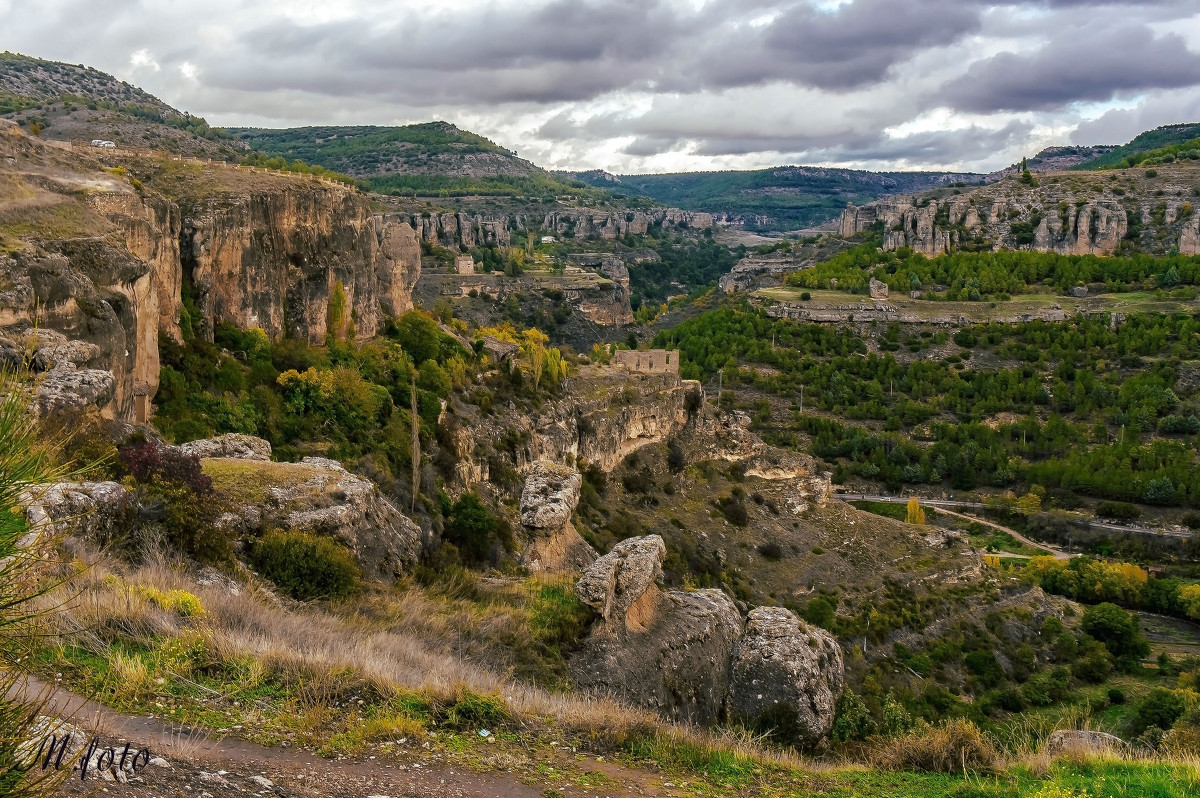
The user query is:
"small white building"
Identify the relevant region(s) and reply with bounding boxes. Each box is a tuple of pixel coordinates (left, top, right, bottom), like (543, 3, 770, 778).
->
(540, 235, 556, 244)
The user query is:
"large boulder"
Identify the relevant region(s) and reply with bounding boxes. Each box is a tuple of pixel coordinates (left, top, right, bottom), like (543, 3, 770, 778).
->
(519, 461, 582, 529)
(726, 607, 844, 745)
(575, 535, 665, 624)
(268, 457, 425, 579)
(180, 433, 272, 461)
(570, 588, 743, 725)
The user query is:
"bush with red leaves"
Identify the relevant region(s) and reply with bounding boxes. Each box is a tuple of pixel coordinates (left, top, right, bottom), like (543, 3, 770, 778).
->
(118, 441, 213, 495)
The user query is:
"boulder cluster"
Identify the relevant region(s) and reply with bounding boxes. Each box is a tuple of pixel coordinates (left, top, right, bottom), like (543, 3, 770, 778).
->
(569, 533, 844, 743)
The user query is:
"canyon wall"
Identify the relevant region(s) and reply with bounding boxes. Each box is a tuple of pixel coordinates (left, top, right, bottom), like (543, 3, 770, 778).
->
(838, 165, 1200, 257)
(0, 123, 421, 422)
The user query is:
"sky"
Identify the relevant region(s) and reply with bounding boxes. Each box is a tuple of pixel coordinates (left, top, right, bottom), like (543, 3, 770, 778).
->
(4, 0, 1200, 175)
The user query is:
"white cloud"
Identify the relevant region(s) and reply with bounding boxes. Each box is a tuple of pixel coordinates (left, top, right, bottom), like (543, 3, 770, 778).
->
(1, 0, 1198, 173)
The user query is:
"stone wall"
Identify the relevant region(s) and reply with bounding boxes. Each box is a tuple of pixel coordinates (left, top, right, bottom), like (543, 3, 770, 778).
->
(612, 349, 680, 376)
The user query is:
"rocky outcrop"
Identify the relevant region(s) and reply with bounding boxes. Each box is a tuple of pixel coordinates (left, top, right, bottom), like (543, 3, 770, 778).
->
(518, 461, 596, 573)
(575, 535, 666, 623)
(868, 277, 889, 299)
(571, 584, 744, 725)
(260, 456, 425, 579)
(20, 481, 136, 546)
(726, 607, 843, 744)
(450, 367, 698, 486)
(179, 433, 272, 461)
(519, 461, 582, 528)
(570, 535, 845, 735)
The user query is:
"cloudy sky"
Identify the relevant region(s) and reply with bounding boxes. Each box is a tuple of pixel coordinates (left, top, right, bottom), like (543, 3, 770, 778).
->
(3, 0, 1200, 174)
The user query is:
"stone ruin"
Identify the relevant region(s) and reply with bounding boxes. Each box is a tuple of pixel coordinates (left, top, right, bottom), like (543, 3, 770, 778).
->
(453, 255, 476, 275)
(612, 349, 680, 376)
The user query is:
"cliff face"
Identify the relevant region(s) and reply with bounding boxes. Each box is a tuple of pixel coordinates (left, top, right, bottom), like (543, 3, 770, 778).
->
(179, 187, 420, 344)
(839, 162, 1200, 257)
(446, 368, 698, 491)
(392, 206, 713, 251)
(0, 123, 421, 422)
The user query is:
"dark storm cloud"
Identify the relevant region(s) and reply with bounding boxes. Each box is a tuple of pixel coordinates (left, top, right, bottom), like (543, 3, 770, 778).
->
(942, 22, 1200, 113)
(211, 0, 687, 105)
(689, 0, 982, 92)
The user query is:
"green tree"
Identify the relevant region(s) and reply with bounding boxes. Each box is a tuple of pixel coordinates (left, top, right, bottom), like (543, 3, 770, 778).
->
(445, 493, 498, 562)
(1081, 602, 1150, 668)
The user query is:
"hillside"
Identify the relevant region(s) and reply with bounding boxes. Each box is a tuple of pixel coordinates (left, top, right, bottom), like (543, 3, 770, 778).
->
(232, 122, 603, 199)
(1075, 122, 1200, 170)
(0, 51, 243, 158)
(566, 165, 985, 233)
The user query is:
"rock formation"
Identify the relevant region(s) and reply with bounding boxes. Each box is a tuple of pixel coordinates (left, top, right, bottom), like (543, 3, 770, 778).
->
(868, 277, 889, 300)
(258, 456, 425, 579)
(0, 122, 422, 423)
(575, 535, 667, 623)
(569, 535, 845, 736)
(726, 607, 843, 744)
(179, 433, 272, 461)
(518, 461, 596, 573)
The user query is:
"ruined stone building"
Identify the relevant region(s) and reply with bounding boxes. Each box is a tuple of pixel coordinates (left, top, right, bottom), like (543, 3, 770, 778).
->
(612, 349, 680, 376)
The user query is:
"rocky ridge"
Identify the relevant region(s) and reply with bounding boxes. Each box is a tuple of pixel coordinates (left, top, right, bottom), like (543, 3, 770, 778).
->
(0, 121, 421, 422)
(838, 162, 1200, 257)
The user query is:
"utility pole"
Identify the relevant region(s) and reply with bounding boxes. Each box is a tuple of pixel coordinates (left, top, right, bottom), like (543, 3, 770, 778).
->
(718, 369, 723, 405)
(799, 384, 804, 414)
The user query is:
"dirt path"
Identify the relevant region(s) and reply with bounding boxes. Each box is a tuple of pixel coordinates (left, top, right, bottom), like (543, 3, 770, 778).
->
(11, 677, 662, 798)
(840, 495, 1071, 560)
(929, 506, 1072, 560)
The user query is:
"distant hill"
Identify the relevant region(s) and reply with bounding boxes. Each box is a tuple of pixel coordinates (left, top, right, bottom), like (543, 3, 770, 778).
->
(564, 166, 985, 232)
(0, 51, 242, 159)
(231, 123, 602, 200)
(1074, 122, 1200, 170)
(986, 145, 1117, 180)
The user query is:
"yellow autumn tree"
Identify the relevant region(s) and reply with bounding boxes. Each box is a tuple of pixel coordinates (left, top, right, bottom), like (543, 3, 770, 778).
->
(905, 497, 925, 525)
(522, 327, 549, 391)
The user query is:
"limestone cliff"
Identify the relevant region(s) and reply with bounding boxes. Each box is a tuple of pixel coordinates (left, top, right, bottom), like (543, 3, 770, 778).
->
(0, 122, 422, 421)
(839, 161, 1200, 257)
(176, 186, 420, 344)
(445, 367, 699, 490)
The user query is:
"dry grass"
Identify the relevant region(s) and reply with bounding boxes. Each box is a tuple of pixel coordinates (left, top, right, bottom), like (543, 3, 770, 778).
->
(871, 719, 1001, 774)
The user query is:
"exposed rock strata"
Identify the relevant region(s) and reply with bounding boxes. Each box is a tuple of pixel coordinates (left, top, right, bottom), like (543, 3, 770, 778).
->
(179, 433, 272, 461)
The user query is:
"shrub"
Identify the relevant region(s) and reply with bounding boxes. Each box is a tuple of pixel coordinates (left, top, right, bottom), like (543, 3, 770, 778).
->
(1107, 687, 1126, 705)
(831, 689, 873, 742)
(251, 530, 360, 601)
(871, 719, 999, 774)
(1096, 500, 1141, 521)
(800, 292, 811, 301)
(1081, 602, 1150, 667)
(119, 440, 213, 495)
(1128, 688, 1187, 738)
(1183, 512, 1200, 530)
(719, 496, 749, 526)
(757, 542, 784, 561)
(443, 493, 501, 563)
